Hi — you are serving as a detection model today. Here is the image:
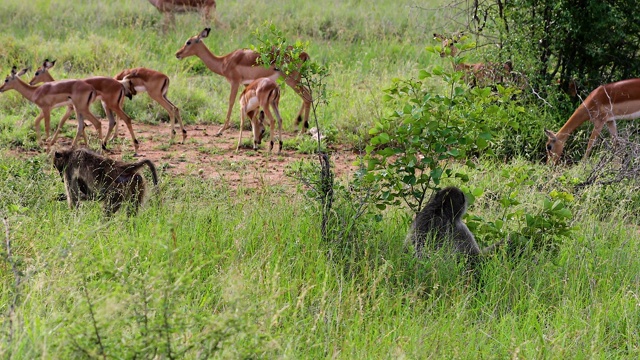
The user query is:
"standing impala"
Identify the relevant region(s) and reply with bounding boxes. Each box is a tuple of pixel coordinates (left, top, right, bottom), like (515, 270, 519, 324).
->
(29, 59, 141, 154)
(237, 77, 283, 153)
(0, 66, 102, 148)
(175, 27, 311, 137)
(434, 33, 512, 88)
(146, 0, 217, 32)
(114, 67, 187, 144)
(544, 78, 640, 165)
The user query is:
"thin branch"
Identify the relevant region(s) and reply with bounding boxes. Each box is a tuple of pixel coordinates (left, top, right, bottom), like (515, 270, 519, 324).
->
(81, 279, 107, 360)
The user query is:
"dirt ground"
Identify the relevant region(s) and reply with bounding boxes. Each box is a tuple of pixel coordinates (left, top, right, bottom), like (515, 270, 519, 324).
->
(12, 121, 364, 189)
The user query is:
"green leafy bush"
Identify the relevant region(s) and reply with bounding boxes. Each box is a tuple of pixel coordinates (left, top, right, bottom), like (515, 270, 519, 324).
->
(364, 42, 522, 214)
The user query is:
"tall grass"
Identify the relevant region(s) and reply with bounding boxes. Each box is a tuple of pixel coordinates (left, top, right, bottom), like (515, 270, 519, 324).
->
(0, 151, 639, 358)
(1, 0, 640, 358)
(0, 0, 446, 147)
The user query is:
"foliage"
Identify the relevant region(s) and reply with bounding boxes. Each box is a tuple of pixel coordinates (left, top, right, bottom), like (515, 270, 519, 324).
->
(466, 164, 576, 258)
(364, 40, 522, 214)
(459, 0, 640, 97)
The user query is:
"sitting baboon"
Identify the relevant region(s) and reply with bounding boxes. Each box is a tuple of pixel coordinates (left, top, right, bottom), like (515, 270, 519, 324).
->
(53, 148, 158, 215)
(405, 187, 502, 261)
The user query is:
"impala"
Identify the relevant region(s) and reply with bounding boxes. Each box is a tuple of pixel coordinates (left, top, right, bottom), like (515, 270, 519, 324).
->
(175, 27, 311, 137)
(29, 59, 141, 154)
(113, 67, 187, 143)
(544, 78, 640, 165)
(433, 33, 512, 88)
(237, 77, 283, 153)
(0, 66, 102, 148)
(146, 0, 217, 31)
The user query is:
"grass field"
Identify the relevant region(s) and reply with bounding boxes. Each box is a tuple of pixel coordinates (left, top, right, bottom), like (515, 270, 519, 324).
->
(1, 0, 640, 358)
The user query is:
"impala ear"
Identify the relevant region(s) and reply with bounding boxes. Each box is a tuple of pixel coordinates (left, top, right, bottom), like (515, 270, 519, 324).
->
(544, 129, 556, 139)
(199, 27, 211, 39)
(16, 67, 29, 77)
(44, 59, 56, 69)
(10, 66, 17, 76)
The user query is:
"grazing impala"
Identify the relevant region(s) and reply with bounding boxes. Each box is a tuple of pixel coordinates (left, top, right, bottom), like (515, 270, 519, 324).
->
(175, 27, 311, 137)
(29, 59, 141, 154)
(434, 33, 512, 88)
(544, 78, 640, 165)
(0, 66, 102, 148)
(237, 77, 283, 153)
(146, 0, 217, 31)
(114, 67, 187, 143)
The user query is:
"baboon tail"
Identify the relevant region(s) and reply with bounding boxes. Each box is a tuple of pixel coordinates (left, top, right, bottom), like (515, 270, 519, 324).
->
(142, 160, 159, 186)
(130, 159, 159, 186)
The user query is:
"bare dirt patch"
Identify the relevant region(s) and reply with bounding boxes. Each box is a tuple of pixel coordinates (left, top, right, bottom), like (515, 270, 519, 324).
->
(10, 121, 364, 189)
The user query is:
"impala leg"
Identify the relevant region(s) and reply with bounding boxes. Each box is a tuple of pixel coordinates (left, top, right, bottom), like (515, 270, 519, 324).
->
(33, 112, 44, 145)
(236, 109, 246, 152)
(148, 91, 186, 143)
(584, 123, 605, 160)
(103, 108, 117, 150)
(163, 94, 187, 143)
(103, 100, 118, 141)
(49, 106, 74, 147)
(162, 12, 175, 34)
(272, 102, 284, 153)
(606, 120, 619, 148)
(82, 109, 103, 143)
(284, 74, 312, 132)
(112, 107, 139, 154)
(71, 111, 86, 147)
(218, 82, 240, 136)
(262, 106, 278, 153)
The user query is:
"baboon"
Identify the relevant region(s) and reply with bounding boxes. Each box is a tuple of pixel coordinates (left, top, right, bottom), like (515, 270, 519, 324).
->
(405, 187, 502, 261)
(53, 148, 158, 215)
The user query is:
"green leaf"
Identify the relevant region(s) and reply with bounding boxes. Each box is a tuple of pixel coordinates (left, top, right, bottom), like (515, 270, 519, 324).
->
(378, 132, 390, 144)
(418, 69, 431, 79)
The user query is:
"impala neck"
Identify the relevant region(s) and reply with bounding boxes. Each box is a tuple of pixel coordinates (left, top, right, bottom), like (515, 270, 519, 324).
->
(10, 77, 38, 102)
(39, 71, 56, 83)
(555, 102, 591, 142)
(193, 45, 225, 77)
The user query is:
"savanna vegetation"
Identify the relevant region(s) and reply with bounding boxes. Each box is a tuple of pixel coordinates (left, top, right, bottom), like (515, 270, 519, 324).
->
(1, 0, 639, 358)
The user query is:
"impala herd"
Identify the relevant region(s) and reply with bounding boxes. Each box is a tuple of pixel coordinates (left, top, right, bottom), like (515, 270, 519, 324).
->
(0, 24, 639, 165)
(0, 26, 310, 157)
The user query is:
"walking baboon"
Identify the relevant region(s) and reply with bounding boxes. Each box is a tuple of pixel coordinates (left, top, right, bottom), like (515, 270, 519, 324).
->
(53, 148, 158, 215)
(405, 187, 502, 261)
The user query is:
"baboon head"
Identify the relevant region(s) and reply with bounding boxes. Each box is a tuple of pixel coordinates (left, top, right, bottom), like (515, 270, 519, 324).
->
(52, 148, 73, 175)
(431, 186, 467, 221)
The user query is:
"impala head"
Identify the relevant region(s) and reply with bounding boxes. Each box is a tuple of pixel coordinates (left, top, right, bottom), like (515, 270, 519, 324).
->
(252, 110, 266, 148)
(0, 66, 29, 93)
(176, 27, 211, 60)
(544, 129, 564, 165)
(119, 71, 138, 99)
(29, 59, 56, 86)
(434, 33, 459, 58)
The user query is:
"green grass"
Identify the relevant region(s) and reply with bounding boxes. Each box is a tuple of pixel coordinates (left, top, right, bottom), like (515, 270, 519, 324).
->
(0, 0, 445, 147)
(1, 0, 640, 358)
(1, 152, 639, 358)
